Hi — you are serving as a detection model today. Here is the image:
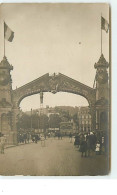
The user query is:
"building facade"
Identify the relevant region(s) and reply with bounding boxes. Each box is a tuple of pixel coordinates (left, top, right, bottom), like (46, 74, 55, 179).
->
(78, 107, 92, 132)
(60, 121, 73, 135)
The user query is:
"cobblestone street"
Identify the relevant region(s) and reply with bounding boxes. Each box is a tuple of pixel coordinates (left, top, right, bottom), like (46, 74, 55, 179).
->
(0, 137, 109, 176)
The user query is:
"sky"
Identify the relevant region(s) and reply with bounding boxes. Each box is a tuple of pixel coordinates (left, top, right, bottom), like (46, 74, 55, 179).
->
(0, 3, 109, 111)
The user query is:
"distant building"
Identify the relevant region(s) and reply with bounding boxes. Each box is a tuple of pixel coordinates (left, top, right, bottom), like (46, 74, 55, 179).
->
(78, 107, 91, 132)
(70, 118, 78, 133)
(25, 106, 49, 116)
(60, 121, 73, 134)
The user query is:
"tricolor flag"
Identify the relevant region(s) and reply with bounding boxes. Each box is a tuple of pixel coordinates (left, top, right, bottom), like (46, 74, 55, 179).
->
(101, 16, 109, 33)
(4, 22, 14, 42)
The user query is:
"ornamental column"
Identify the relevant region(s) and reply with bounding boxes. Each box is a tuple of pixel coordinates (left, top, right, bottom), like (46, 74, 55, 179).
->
(0, 56, 13, 144)
(94, 54, 109, 132)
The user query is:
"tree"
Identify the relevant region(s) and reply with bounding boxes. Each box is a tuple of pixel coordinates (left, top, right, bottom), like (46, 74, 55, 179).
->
(49, 114, 61, 129)
(32, 113, 39, 129)
(39, 114, 49, 130)
(17, 113, 31, 130)
(72, 113, 79, 129)
(17, 113, 49, 131)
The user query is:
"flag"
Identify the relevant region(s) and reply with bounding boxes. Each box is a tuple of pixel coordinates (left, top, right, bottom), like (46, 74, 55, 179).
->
(4, 22, 14, 42)
(101, 16, 109, 33)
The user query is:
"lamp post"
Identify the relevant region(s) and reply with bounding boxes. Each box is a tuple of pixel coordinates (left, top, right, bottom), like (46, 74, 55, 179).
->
(31, 108, 32, 132)
(37, 110, 39, 133)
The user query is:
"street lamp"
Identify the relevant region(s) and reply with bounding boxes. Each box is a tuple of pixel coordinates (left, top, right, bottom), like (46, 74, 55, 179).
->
(31, 108, 32, 132)
(37, 110, 39, 133)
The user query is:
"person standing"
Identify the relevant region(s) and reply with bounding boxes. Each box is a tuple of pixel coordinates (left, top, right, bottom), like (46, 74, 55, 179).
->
(57, 131, 60, 140)
(60, 132, 63, 140)
(27, 133, 30, 143)
(40, 134, 45, 147)
(0, 135, 6, 154)
(24, 133, 27, 144)
(95, 141, 101, 155)
(35, 134, 39, 144)
(69, 132, 72, 143)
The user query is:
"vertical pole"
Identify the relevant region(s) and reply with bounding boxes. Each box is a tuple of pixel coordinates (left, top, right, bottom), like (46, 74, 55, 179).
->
(101, 27, 102, 54)
(0, 115, 1, 133)
(93, 75, 96, 88)
(31, 108, 32, 131)
(4, 37, 5, 57)
(37, 110, 39, 132)
(101, 14, 102, 55)
(4, 22, 5, 57)
(40, 92, 44, 133)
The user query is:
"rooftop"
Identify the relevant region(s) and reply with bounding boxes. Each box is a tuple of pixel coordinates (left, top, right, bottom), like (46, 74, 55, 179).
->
(0, 56, 13, 70)
(94, 54, 109, 69)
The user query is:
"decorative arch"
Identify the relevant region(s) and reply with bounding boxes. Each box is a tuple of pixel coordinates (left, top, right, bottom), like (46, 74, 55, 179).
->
(12, 73, 96, 130)
(12, 73, 96, 108)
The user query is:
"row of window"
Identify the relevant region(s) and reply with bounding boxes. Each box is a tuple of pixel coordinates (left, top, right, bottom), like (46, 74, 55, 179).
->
(79, 120, 91, 123)
(79, 121, 91, 125)
(78, 111, 89, 114)
(78, 115, 91, 119)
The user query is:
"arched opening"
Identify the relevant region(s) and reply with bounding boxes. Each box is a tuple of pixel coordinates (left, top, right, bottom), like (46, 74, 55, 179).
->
(17, 92, 92, 138)
(20, 92, 89, 111)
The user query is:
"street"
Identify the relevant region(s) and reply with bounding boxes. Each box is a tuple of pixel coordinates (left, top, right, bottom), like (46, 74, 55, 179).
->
(0, 137, 109, 176)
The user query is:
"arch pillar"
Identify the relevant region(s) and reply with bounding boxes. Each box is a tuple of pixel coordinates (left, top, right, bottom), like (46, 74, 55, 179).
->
(11, 100, 20, 145)
(0, 114, 1, 132)
(94, 53, 109, 132)
(11, 109, 18, 145)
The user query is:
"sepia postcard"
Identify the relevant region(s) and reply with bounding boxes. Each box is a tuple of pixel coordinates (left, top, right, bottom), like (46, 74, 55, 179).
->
(0, 3, 110, 176)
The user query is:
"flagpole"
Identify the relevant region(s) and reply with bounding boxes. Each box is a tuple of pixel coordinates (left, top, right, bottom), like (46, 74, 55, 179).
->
(93, 75, 96, 89)
(4, 21, 5, 57)
(101, 13, 102, 55)
(4, 36, 5, 57)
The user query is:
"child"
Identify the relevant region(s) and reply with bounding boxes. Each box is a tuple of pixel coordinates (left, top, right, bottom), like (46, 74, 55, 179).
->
(95, 141, 100, 155)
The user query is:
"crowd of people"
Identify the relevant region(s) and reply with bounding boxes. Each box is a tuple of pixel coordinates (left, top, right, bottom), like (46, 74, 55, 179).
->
(17, 132, 47, 144)
(0, 130, 108, 156)
(74, 131, 108, 157)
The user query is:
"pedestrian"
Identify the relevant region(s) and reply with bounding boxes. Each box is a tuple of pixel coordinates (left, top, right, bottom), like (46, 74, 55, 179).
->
(60, 132, 63, 140)
(24, 133, 27, 144)
(35, 134, 39, 143)
(17, 133, 19, 143)
(74, 134, 80, 147)
(44, 132, 47, 140)
(0, 135, 6, 154)
(27, 133, 30, 143)
(32, 134, 35, 143)
(95, 141, 101, 155)
(40, 134, 45, 147)
(19, 133, 22, 143)
(69, 132, 72, 143)
(48, 132, 50, 138)
(54, 132, 56, 139)
(58, 131, 60, 140)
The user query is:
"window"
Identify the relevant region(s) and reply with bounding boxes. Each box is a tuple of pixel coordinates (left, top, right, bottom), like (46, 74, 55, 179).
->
(88, 115, 91, 119)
